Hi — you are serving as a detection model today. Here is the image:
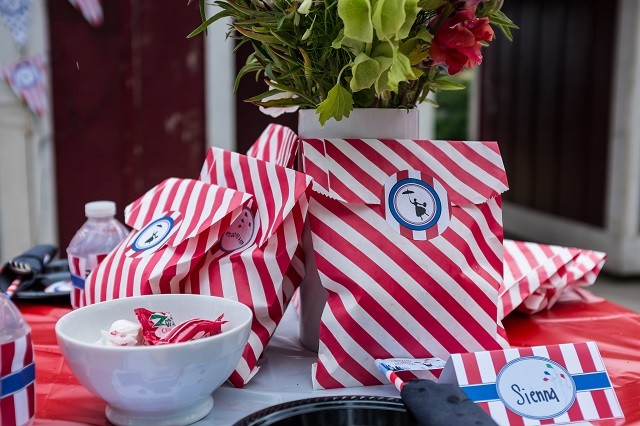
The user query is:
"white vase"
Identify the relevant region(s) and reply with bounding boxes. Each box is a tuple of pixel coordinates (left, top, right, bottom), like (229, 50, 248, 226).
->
(297, 108, 420, 352)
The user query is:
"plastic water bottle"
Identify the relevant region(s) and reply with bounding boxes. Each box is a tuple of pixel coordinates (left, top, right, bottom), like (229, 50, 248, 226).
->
(0, 296, 35, 425)
(67, 201, 129, 309)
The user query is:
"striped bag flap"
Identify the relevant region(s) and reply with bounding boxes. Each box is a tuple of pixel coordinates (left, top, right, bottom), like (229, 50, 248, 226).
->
(300, 138, 509, 207)
(200, 147, 312, 247)
(246, 124, 299, 169)
(125, 178, 252, 248)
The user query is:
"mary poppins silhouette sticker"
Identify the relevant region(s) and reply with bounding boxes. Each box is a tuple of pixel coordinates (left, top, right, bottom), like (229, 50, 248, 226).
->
(384, 171, 450, 240)
(127, 211, 182, 258)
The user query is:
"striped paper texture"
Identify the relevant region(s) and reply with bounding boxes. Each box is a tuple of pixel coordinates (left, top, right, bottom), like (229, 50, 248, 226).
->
(245, 124, 305, 313)
(300, 138, 510, 389)
(500, 240, 606, 317)
(68, 253, 108, 309)
(246, 124, 298, 169)
(84, 178, 251, 304)
(199, 147, 312, 387)
(449, 342, 623, 425)
(0, 333, 35, 426)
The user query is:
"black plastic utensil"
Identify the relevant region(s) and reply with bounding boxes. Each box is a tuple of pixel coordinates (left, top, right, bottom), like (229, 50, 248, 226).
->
(400, 380, 498, 426)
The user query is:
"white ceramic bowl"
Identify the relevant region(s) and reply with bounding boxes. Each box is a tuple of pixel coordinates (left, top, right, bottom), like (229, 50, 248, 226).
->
(55, 294, 252, 426)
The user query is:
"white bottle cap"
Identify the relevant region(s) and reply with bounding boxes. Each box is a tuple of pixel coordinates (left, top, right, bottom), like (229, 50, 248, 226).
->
(85, 201, 117, 218)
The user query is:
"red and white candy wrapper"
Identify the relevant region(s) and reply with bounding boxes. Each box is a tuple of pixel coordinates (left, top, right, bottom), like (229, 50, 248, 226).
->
(83, 178, 251, 304)
(299, 138, 510, 389)
(101, 319, 142, 346)
(134, 308, 176, 344)
(199, 147, 312, 387)
(0, 333, 35, 426)
(500, 240, 606, 316)
(160, 315, 226, 344)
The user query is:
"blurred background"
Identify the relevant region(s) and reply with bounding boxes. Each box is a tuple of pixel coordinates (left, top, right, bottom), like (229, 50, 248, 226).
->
(0, 1, 638, 305)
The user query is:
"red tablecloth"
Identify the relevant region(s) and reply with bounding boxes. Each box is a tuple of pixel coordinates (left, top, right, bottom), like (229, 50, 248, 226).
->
(19, 298, 640, 425)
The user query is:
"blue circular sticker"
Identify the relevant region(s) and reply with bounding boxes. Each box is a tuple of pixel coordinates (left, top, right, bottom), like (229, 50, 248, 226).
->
(388, 178, 442, 231)
(496, 356, 576, 420)
(131, 216, 175, 252)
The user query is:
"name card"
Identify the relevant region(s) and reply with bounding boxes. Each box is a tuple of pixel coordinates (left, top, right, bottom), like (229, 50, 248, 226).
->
(438, 342, 624, 425)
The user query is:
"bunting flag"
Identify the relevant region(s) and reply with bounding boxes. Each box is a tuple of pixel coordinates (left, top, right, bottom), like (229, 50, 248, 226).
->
(0, 54, 47, 116)
(67, 0, 103, 27)
(0, 0, 31, 49)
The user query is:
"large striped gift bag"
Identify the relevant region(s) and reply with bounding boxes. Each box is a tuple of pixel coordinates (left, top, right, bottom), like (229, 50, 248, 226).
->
(0, 333, 35, 426)
(500, 240, 606, 317)
(299, 138, 510, 389)
(84, 178, 252, 303)
(199, 147, 312, 387)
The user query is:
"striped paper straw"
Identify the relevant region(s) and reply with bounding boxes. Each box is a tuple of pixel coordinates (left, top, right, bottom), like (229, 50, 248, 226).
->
(3, 279, 22, 299)
(374, 359, 407, 392)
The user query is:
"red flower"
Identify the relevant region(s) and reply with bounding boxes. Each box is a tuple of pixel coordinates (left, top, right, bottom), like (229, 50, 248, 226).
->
(430, 8, 494, 75)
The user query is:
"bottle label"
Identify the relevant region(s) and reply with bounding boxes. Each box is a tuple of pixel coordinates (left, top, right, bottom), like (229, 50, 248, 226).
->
(68, 253, 108, 309)
(0, 333, 35, 425)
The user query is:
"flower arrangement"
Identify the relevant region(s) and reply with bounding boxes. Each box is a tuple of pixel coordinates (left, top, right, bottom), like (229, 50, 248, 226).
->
(189, 0, 515, 124)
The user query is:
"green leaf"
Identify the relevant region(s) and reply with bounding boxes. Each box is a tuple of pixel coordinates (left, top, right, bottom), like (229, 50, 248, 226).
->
(387, 51, 415, 91)
(332, 30, 367, 55)
(353, 88, 376, 108)
(338, 0, 373, 43)
(372, 0, 406, 40)
(397, 0, 420, 40)
(372, 56, 393, 93)
(234, 59, 263, 92)
(400, 32, 431, 66)
(419, 0, 446, 10)
(316, 83, 354, 125)
(187, 10, 234, 38)
(432, 78, 466, 90)
(350, 53, 381, 92)
(490, 11, 519, 28)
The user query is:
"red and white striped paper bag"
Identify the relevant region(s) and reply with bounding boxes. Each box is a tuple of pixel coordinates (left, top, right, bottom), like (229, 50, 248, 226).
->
(246, 124, 299, 169)
(500, 240, 607, 317)
(0, 333, 35, 426)
(246, 124, 305, 310)
(199, 147, 312, 387)
(299, 138, 510, 389)
(84, 178, 251, 303)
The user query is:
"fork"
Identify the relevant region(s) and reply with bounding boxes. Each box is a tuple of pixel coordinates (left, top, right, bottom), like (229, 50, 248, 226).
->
(8, 245, 57, 276)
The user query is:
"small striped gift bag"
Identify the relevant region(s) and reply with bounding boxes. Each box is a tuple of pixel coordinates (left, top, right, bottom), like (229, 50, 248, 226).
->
(199, 147, 312, 387)
(84, 178, 252, 303)
(299, 138, 511, 389)
(0, 333, 35, 426)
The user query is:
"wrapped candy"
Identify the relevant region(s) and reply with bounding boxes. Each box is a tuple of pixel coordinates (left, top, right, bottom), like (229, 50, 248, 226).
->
(100, 320, 143, 347)
(159, 315, 226, 345)
(134, 308, 176, 344)
(98, 309, 227, 346)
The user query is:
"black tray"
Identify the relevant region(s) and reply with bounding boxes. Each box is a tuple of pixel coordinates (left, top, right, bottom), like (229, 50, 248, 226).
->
(234, 396, 416, 426)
